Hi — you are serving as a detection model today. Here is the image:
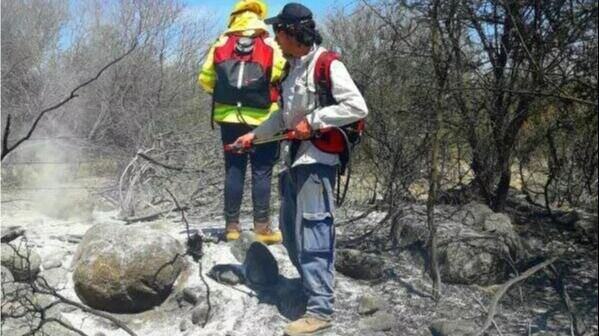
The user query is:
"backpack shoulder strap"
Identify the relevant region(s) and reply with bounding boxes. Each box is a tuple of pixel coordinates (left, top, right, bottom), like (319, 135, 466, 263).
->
(314, 51, 340, 107)
(214, 35, 239, 63)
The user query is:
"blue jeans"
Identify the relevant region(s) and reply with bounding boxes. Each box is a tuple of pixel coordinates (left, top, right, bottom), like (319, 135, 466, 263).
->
(220, 123, 278, 224)
(279, 163, 336, 320)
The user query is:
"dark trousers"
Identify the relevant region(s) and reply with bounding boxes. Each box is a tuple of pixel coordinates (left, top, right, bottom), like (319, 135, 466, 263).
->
(220, 123, 278, 224)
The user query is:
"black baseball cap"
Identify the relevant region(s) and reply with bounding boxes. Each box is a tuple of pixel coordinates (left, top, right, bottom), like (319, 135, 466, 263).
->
(265, 3, 313, 25)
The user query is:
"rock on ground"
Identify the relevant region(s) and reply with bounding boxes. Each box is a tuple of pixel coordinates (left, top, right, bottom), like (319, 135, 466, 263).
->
(395, 202, 524, 285)
(72, 223, 186, 313)
(430, 320, 478, 336)
(1, 266, 15, 302)
(1, 241, 41, 281)
(358, 294, 386, 315)
(358, 311, 397, 332)
(335, 249, 385, 280)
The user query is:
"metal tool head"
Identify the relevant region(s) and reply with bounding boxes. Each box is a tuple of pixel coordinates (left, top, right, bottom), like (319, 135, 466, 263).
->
(187, 232, 204, 261)
(223, 142, 253, 154)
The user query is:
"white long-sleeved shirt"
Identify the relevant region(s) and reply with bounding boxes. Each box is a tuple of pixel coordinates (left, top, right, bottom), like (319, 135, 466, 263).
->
(252, 46, 368, 167)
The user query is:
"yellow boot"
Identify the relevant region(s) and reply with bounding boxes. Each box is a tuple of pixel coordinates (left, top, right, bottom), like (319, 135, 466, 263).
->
(253, 221, 282, 245)
(225, 221, 241, 241)
(284, 316, 332, 336)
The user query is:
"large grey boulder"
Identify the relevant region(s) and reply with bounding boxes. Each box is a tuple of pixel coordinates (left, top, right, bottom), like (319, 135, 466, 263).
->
(335, 249, 385, 280)
(483, 212, 523, 253)
(440, 209, 523, 285)
(72, 223, 186, 313)
(460, 202, 495, 228)
(395, 203, 524, 285)
(1, 242, 41, 281)
(439, 238, 506, 285)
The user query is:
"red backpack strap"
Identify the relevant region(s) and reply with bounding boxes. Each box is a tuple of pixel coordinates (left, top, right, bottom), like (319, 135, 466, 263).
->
(251, 34, 273, 71)
(314, 51, 340, 107)
(213, 35, 238, 64)
(250, 35, 278, 103)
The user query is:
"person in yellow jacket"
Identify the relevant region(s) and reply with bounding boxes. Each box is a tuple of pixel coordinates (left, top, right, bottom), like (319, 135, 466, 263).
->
(199, 0, 286, 244)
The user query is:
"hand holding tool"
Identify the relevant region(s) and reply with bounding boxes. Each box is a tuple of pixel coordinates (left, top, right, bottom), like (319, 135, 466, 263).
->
(224, 131, 298, 154)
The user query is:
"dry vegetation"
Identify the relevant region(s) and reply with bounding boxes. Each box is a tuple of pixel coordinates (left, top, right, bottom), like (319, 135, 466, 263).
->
(1, 0, 597, 335)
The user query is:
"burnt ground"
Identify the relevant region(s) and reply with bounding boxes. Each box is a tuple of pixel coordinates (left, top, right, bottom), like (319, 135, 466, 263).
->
(333, 202, 598, 335)
(1, 153, 597, 336)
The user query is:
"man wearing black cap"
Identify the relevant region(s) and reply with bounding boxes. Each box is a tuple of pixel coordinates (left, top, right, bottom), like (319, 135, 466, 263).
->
(233, 3, 368, 335)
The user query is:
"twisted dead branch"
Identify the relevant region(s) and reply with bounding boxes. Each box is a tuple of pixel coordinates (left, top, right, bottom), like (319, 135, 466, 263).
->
(2, 240, 138, 336)
(475, 257, 558, 336)
(1, 32, 140, 161)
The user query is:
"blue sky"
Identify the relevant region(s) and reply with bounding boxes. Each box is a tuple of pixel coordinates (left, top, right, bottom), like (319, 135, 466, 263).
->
(183, 0, 358, 24)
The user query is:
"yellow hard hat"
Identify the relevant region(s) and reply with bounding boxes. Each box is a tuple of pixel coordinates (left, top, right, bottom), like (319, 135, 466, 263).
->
(229, 0, 268, 26)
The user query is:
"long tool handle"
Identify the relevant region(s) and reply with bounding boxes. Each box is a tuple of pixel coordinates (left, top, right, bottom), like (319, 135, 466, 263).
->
(253, 131, 297, 145)
(223, 131, 297, 153)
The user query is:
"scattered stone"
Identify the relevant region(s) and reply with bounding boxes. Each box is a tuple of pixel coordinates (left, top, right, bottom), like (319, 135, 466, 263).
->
(1, 226, 25, 243)
(1, 242, 41, 281)
(208, 264, 245, 285)
(335, 249, 385, 280)
(182, 287, 201, 305)
(60, 305, 78, 313)
(219, 269, 244, 285)
(94, 332, 107, 336)
(230, 231, 257, 263)
(53, 234, 83, 244)
(43, 250, 67, 269)
(396, 203, 524, 285)
(179, 319, 189, 332)
(358, 311, 396, 332)
(42, 259, 62, 270)
(42, 267, 68, 288)
(430, 320, 478, 336)
(358, 294, 386, 315)
(72, 223, 186, 313)
(191, 304, 209, 325)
